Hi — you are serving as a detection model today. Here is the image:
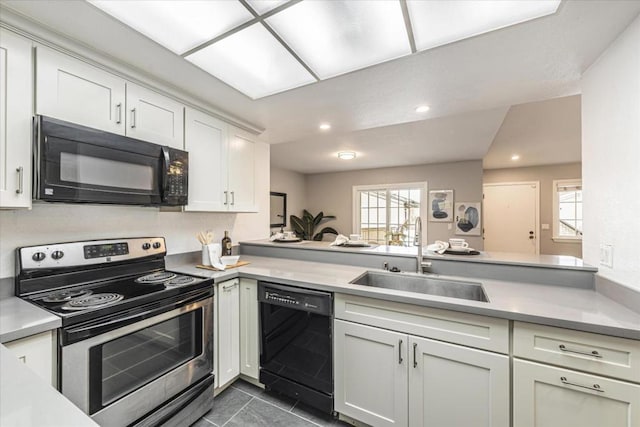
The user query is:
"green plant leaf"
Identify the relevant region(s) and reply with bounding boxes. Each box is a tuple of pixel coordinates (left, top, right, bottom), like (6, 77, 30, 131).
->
(313, 226, 339, 241)
(313, 211, 324, 226)
(290, 215, 306, 238)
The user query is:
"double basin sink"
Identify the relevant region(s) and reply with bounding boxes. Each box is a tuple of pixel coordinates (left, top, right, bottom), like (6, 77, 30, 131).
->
(350, 271, 489, 303)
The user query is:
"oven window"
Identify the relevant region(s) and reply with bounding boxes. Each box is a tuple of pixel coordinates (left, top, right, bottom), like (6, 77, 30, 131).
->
(89, 310, 202, 413)
(60, 152, 154, 190)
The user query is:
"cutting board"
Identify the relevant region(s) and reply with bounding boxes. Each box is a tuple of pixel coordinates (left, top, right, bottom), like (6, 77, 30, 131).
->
(196, 261, 250, 271)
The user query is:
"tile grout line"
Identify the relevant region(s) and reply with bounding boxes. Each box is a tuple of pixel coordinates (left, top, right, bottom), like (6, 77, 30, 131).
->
(248, 394, 324, 427)
(220, 396, 255, 427)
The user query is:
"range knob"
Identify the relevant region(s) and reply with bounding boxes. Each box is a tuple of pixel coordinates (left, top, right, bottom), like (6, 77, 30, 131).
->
(32, 252, 46, 262)
(152, 242, 161, 249)
(51, 250, 64, 260)
(142, 243, 151, 250)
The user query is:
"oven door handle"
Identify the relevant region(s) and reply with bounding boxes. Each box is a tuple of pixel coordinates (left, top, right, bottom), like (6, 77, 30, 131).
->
(64, 289, 212, 344)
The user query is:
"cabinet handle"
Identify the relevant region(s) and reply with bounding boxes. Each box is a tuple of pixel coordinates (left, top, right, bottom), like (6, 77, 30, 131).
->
(413, 342, 418, 368)
(224, 191, 228, 205)
(222, 282, 238, 291)
(231, 191, 235, 206)
(560, 376, 604, 393)
(116, 103, 122, 124)
(558, 344, 602, 358)
(398, 339, 403, 364)
(130, 108, 136, 128)
(18, 355, 26, 363)
(15, 167, 24, 194)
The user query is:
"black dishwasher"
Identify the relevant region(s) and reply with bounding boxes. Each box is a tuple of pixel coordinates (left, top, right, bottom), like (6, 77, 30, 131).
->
(258, 281, 333, 414)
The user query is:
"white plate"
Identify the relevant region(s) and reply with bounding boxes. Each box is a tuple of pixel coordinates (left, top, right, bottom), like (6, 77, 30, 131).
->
(447, 247, 473, 253)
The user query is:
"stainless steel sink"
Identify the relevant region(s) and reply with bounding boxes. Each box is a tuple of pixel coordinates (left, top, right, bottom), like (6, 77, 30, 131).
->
(350, 271, 489, 302)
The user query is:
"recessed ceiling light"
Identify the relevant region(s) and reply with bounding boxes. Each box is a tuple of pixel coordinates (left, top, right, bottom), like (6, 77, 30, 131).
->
(319, 123, 331, 131)
(511, 154, 520, 161)
(415, 105, 430, 113)
(338, 151, 356, 160)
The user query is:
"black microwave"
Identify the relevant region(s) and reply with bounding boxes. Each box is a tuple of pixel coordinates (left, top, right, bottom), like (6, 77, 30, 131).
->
(33, 115, 188, 206)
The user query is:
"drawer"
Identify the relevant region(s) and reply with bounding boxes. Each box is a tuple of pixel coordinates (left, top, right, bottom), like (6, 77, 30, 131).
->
(335, 293, 509, 353)
(514, 321, 640, 382)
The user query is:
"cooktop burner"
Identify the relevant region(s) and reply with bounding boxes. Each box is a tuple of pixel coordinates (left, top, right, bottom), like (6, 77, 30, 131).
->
(62, 293, 124, 311)
(166, 275, 197, 287)
(42, 289, 93, 303)
(136, 271, 178, 284)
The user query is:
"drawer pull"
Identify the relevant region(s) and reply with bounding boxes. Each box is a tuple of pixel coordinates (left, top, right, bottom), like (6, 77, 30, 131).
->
(413, 342, 418, 368)
(558, 344, 602, 358)
(398, 339, 403, 364)
(560, 376, 604, 392)
(222, 282, 238, 291)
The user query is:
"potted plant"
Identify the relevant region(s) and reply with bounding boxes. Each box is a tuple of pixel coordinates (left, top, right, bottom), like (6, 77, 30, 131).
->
(290, 210, 339, 241)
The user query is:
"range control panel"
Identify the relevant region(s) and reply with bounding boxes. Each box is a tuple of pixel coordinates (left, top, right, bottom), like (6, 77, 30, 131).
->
(20, 237, 166, 270)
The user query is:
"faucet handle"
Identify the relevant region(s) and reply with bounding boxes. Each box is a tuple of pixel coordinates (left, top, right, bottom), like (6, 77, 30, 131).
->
(383, 262, 389, 271)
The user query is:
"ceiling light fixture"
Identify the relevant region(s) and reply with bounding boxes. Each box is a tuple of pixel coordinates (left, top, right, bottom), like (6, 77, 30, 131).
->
(319, 123, 331, 131)
(338, 151, 356, 160)
(511, 154, 520, 161)
(415, 105, 430, 113)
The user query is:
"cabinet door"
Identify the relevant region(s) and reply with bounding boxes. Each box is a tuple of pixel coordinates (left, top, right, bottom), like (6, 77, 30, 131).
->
(239, 278, 259, 380)
(334, 320, 408, 427)
(409, 336, 509, 427)
(227, 125, 256, 212)
(216, 278, 240, 388)
(4, 331, 55, 386)
(183, 108, 228, 211)
(125, 82, 184, 149)
(514, 359, 640, 427)
(0, 29, 32, 208)
(36, 45, 125, 134)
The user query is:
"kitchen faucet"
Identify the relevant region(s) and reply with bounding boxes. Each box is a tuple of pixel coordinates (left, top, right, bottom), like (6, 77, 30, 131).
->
(415, 217, 431, 273)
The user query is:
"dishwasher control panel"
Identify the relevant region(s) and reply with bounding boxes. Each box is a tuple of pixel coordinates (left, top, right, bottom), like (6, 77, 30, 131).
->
(258, 282, 332, 316)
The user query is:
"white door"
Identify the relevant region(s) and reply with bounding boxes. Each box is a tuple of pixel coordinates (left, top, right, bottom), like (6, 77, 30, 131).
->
(183, 108, 228, 211)
(4, 331, 55, 386)
(36, 45, 126, 134)
(334, 320, 408, 427)
(227, 125, 256, 212)
(125, 82, 184, 149)
(409, 336, 509, 427)
(0, 29, 32, 209)
(239, 278, 259, 380)
(514, 359, 640, 427)
(483, 182, 539, 254)
(216, 279, 240, 388)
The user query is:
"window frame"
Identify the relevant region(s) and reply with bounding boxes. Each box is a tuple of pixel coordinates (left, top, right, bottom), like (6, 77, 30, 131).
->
(352, 182, 427, 245)
(552, 178, 583, 243)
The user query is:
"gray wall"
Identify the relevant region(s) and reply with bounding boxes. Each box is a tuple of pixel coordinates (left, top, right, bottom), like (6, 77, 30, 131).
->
(270, 167, 307, 231)
(483, 163, 582, 257)
(305, 160, 484, 249)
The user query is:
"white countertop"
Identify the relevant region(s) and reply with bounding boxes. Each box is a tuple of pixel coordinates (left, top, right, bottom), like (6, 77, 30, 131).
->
(240, 239, 597, 271)
(0, 297, 61, 343)
(170, 255, 640, 340)
(0, 345, 98, 427)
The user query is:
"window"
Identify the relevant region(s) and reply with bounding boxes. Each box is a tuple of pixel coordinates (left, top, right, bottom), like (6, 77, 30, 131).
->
(552, 179, 582, 242)
(353, 183, 426, 246)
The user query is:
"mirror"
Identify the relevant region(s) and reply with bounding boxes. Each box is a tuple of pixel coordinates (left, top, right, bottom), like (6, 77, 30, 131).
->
(270, 192, 287, 228)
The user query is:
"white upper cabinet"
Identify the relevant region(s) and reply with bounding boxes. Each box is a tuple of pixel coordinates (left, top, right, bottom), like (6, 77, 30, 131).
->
(184, 108, 228, 211)
(184, 108, 257, 212)
(0, 29, 33, 209)
(36, 45, 126, 135)
(126, 82, 184, 149)
(227, 125, 257, 212)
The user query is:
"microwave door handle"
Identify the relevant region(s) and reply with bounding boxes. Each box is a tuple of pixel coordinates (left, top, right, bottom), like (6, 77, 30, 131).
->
(161, 146, 171, 199)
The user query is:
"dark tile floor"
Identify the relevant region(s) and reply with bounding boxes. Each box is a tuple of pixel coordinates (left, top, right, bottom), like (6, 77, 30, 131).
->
(193, 379, 351, 427)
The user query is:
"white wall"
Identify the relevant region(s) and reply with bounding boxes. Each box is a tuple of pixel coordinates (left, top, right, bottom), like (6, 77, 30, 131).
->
(0, 142, 270, 279)
(305, 160, 484, 248)
(270, 167, 306, 230)
(581, 14, 640, 291)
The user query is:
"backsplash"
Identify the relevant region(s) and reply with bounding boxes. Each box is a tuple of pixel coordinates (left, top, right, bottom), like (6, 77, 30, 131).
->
(0, 203, 268, 280)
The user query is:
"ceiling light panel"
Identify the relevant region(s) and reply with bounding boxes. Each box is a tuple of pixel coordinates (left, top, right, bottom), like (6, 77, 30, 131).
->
(185, 23, 316, 99)
(266, 0, 411, 79)
(245, 0, 290, 15)
(407, 0, 561, 52)
(89, 0, 254, 54)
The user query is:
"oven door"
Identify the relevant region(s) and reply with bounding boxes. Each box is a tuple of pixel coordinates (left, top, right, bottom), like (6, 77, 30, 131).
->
(61, 295, 213, 427)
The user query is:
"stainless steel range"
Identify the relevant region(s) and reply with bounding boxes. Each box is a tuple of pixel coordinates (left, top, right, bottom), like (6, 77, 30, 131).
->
(15, 237, 214, 427)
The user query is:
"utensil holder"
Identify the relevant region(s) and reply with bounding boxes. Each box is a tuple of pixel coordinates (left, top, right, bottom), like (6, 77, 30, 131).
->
(202, 243, 222, 266)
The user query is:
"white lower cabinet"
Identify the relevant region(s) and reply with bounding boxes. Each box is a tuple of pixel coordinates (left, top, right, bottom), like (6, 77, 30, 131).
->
(4, 330, 55, 386)
(215, 278, 240, 389)
(239, 278, 259, 380)
(513, 359, 640, 427)
(334, 319, 509, 427)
